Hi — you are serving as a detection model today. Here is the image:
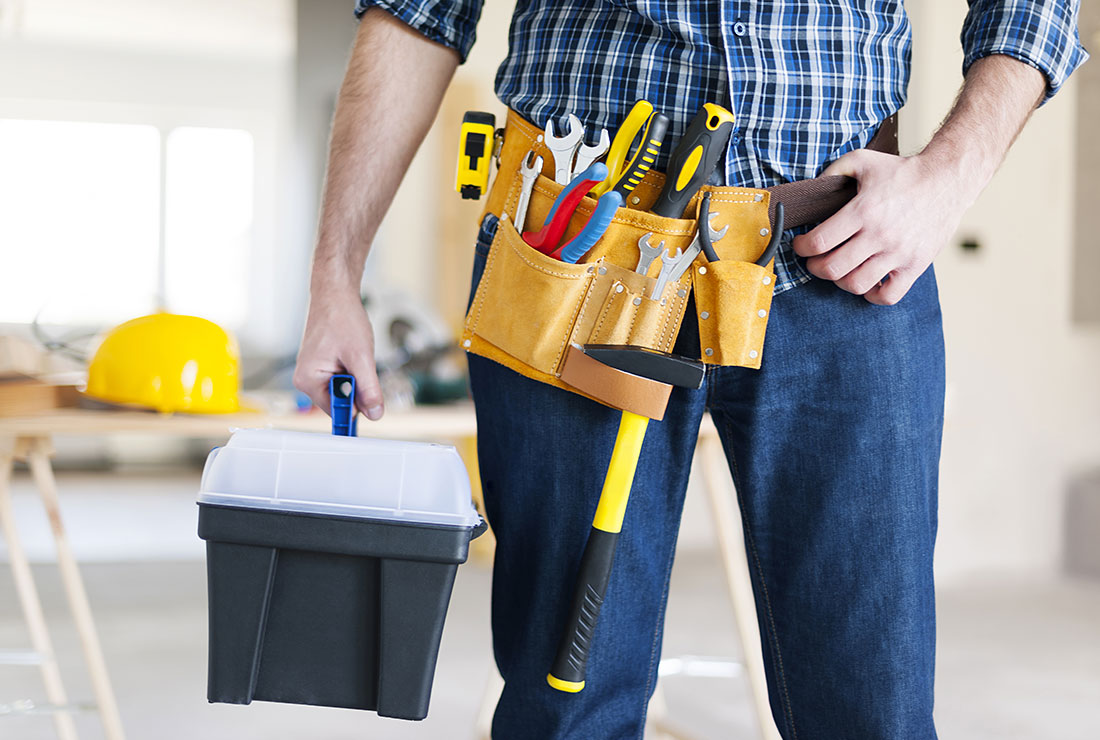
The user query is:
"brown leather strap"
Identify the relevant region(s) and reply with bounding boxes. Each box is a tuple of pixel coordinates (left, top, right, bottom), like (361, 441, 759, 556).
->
(766, 113, 898, 229)
(559, 345, 672, 420)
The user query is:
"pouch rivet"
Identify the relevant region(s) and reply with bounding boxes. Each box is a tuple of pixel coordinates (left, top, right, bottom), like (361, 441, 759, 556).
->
(754, 193, 763, 202)
(749, 350, 759, 359)
(661, 298, 667, 306)
(700, 311, 710, 320)
(631, 196, 641, 205)
(633, 297, 642, 306)
(763, 276, 771, 285)
(599, 267, 607, 275)
(501, 212, 509, 221)
(587, 266, 595, 273)
(698, 266, 707, 275)
(760, 228, 769, 236)
(615, 284, 624, 293)
(705, 348, 714, 356)
(758, 309, 767, 318)
(463, 339, 471, 348)
(677, 289, 686, 297)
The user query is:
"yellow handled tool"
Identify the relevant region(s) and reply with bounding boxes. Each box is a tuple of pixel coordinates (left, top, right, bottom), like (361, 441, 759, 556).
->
(455, 111, 497, 200)
(651, 103, 736, 217)
(548, 345, 705, 693)
(592, 100, 660, 197)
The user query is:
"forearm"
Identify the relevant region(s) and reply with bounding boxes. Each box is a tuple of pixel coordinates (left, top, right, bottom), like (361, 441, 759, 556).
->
(310, 8, 459, 300)
(916, 54, 1046, 206)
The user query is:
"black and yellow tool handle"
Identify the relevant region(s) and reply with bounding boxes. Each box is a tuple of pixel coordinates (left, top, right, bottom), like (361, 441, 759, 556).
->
(651, 103, 736, 218)
(548, 411, 650, 693)
(610, 112, 669, 198)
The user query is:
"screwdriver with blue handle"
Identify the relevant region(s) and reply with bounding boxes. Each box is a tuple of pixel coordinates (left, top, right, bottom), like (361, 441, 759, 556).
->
(547, 105, 734, 694)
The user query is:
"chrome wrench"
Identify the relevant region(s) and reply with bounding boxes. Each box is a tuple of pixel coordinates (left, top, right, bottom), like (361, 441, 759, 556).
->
(657, 214, 730, 297)
(635, 232, 665, 275)
(545, 114, 584, 185)
(515, 150, 543, 233)
(572, 128, 610, 176)
(651, 247, 683, 300)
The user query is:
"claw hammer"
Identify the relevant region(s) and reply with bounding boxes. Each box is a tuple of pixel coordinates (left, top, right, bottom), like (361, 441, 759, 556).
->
(548, 345, 705, 693)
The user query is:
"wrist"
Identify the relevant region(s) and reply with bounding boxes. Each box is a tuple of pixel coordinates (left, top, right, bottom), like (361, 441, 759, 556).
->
(912, 142, 986, 208)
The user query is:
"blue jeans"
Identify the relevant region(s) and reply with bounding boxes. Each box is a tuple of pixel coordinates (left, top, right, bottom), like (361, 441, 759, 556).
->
(467, 216, 944, 739)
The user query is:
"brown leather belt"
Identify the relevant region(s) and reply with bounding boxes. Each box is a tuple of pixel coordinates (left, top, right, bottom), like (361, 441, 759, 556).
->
(766, 113, 898, 229)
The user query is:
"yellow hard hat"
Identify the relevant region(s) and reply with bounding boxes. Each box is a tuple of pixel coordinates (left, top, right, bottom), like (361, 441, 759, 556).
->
(85, 313, 241, 414)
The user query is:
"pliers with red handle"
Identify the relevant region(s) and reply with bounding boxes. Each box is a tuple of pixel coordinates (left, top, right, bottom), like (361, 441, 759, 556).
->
(523, 163, 623, 264)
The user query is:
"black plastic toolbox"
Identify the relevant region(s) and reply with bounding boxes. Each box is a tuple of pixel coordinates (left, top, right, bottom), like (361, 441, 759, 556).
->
(197, 427, 484, 721)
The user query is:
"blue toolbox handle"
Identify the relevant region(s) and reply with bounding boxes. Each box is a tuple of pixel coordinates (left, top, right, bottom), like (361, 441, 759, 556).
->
(329, 374, 358, 437)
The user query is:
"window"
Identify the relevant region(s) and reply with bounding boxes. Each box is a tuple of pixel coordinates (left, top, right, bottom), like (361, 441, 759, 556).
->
(0, 120, 160, 324)
(0, 119, 255, 329)
(164, 127, 254, 327)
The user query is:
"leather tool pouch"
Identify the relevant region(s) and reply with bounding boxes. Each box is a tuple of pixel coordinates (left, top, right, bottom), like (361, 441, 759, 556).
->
(462, 112, 777, 411)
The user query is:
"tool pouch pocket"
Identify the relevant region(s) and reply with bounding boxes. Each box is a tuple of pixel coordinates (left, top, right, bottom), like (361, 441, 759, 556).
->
(464, 213, 594, 376)
(462, 202, 692, 398)
(692, 259, 774, 368)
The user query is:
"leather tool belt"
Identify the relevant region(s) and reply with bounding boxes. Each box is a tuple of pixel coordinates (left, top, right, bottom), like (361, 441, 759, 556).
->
(462, 109, 898, 414)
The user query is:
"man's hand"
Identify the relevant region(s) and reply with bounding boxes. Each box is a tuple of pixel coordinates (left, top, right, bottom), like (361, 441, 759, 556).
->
(294, 291, 385, 420)
(793, 54, 1046, 305)
(792, 150, 970, 305)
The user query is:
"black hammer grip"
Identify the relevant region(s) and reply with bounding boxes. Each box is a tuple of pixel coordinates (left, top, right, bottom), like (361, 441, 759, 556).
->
(547, 527, 620, 691)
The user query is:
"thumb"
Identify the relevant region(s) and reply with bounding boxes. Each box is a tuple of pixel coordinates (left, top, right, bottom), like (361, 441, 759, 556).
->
(820, 149, 866, 179)
(343, 351, 386, 421)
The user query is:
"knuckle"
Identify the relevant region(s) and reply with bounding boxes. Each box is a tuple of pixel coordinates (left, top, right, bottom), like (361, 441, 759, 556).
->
(808, 233, 831, 255)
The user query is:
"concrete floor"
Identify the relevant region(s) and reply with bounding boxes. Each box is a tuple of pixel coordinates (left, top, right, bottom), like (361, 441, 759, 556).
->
(1, 557, 1099, 740)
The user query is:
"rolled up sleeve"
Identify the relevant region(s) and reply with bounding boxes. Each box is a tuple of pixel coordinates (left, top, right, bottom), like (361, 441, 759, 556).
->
(354, 0, 485, 63)
(961, 0, 1089, 104)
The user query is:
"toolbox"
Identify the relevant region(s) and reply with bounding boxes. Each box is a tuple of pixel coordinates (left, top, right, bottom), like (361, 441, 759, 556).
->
(197, 383, 484, 720)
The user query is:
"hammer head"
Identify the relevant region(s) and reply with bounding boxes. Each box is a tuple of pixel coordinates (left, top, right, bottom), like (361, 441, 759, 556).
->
(582, 345, 705, 389)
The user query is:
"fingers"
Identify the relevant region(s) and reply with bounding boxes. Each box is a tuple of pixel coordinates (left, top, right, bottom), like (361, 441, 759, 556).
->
(792, 199, 863, 257)
(804, 234, 878, 285)
(293, 362, 336, 415)
(864, 266, 921, 306)
(832, 252, 895, 296)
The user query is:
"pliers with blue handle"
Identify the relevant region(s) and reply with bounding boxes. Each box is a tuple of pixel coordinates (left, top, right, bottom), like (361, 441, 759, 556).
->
(523, 162, 623, 264)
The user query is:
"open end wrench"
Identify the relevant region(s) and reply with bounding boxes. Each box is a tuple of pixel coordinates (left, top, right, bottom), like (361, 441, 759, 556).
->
(572, 129, 610, 176)
(662, 212, 730, 289)
(650, 247, 683, 300)
(545, 114, 584, 185)
(515, 151, 543, 233)
(635, 233, 665, 275)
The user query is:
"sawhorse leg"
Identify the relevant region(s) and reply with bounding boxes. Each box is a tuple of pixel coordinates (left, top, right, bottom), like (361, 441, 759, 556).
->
(0, 437, 79, 739)
(6, 435, 127, 740)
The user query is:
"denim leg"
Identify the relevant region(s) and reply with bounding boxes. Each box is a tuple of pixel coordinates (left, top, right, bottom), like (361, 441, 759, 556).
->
(469, 354, 707, 739)
(705, 270, 945, 740)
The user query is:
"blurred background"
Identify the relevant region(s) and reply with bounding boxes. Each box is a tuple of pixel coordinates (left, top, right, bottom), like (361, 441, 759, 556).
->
(0, 0, 1097, 738)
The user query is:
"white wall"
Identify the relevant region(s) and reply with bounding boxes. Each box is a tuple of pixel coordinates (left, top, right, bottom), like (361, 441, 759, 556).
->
(906, 1, 1100, 581)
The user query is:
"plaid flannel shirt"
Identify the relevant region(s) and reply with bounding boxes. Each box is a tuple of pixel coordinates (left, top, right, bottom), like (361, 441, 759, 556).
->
(356, 0, 1087, 294)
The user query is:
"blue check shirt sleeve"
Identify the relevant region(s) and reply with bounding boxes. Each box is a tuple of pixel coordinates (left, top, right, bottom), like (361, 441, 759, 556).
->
(354, 0, 483, 64)
(961, 0, 1089, 104)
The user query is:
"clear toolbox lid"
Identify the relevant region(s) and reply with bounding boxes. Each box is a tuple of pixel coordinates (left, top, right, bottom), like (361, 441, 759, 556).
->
(198, 429, 481, 529)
